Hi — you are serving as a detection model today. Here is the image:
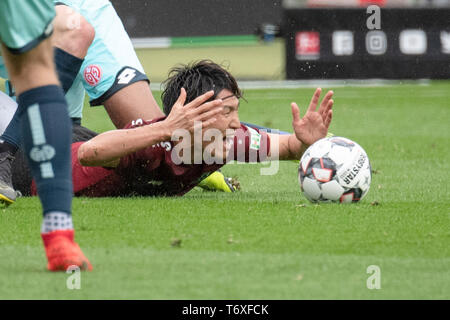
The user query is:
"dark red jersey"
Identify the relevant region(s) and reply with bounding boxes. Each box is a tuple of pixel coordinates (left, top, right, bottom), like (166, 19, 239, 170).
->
(31, 119, 271, 197)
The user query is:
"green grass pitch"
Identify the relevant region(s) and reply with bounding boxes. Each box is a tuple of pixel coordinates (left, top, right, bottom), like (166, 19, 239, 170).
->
(0, 81, 449, 299)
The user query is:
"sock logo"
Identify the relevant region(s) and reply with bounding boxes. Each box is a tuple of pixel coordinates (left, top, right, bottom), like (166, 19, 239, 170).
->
(27, 104, 55, 179)
(30, 144, 55, 162)
(83, 65, 102, 86)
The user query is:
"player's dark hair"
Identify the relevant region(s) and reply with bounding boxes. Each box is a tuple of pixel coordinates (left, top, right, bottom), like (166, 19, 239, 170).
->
(161, 60, 242, 115)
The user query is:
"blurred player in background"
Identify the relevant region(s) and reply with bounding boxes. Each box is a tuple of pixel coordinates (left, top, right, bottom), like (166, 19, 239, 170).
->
(4, 60, 334, 198)
(0, 0, 92, 271)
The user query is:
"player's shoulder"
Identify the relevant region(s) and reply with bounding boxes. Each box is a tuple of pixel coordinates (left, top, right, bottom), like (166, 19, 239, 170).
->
(239, 123, 265, 135)
(235, 123, 264, 140)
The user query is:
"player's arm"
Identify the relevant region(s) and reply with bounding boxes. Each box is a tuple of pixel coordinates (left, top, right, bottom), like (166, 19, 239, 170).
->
(268, 88, 334, 160)
(78, 120, 172, 167)
(78, 89, 223, 167)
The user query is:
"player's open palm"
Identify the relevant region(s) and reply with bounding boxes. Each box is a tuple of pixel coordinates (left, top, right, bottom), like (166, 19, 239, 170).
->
(165, 88, 223, 134)
(291, 88, 333, 146)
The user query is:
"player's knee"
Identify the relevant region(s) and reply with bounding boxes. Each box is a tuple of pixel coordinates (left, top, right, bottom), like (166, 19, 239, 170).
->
(76, 18, 95, 51)
(53, 6, 95, 58)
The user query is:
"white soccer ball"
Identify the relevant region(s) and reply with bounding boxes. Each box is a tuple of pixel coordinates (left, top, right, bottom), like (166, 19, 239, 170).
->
(298, 136, 372, 203)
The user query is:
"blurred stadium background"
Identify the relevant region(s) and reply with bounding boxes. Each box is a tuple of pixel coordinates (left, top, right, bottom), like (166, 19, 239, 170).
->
(111, 0, 450, 82)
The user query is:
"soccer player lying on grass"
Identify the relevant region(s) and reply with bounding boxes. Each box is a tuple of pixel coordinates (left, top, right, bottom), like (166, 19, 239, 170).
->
(8, 60, 333, 197)
(0, 0, 235, 207)
(0, 0, 294, 201)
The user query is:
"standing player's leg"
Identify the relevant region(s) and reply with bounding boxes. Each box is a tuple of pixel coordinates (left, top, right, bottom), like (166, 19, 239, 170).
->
(67, 0, 164, 129)
(0, 0, 91, 271)
(0, 5, 94, 205)
(102, 80, 164, 129)
(52, 4, 95, 93)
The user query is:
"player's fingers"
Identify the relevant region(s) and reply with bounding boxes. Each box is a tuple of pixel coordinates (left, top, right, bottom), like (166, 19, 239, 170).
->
(291, 102, 301, 123)
(192, 98, 223, 116)
(185, 90, 215, 109)
(308, 88, 322, 112)
(318, 90, 333, 115)
(173, 88, 187, 109)
(328, 99, 334, 111)
(325, 110, 333, 128)
(319, 98, 332, 121)
(323, 99, 333, 119)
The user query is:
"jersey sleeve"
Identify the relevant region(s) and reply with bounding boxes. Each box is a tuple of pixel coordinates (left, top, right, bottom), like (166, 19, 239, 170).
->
(70, 142, 115, 194)
(230, 124, 271, 162)
(116, 118, 168, 172)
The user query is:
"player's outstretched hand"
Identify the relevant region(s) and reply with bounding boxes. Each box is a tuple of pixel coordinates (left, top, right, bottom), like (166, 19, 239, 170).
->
(291, 88, 333, 147)
(164, 88, 223, 134)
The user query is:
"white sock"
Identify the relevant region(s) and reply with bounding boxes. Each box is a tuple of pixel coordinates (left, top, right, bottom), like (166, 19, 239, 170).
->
(41, 211, 74, 234)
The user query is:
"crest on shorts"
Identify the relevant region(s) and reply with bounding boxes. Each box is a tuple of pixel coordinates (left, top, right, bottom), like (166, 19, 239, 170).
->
(83, 65, 102, 86)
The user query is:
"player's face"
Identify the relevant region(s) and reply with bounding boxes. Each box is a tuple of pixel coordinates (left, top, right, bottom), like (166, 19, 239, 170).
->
(202, 89, 240, 161)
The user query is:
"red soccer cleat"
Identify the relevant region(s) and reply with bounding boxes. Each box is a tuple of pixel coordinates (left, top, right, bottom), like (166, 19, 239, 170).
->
(41, 229, 93, 272)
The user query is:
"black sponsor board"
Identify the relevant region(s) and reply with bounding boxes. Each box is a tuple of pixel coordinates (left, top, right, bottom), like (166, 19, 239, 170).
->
(284, 8, 450, 79)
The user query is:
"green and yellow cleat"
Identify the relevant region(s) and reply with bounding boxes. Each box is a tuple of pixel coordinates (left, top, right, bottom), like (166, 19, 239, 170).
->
(0, 183, 17, 207)
(198, 170, 240, 193)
